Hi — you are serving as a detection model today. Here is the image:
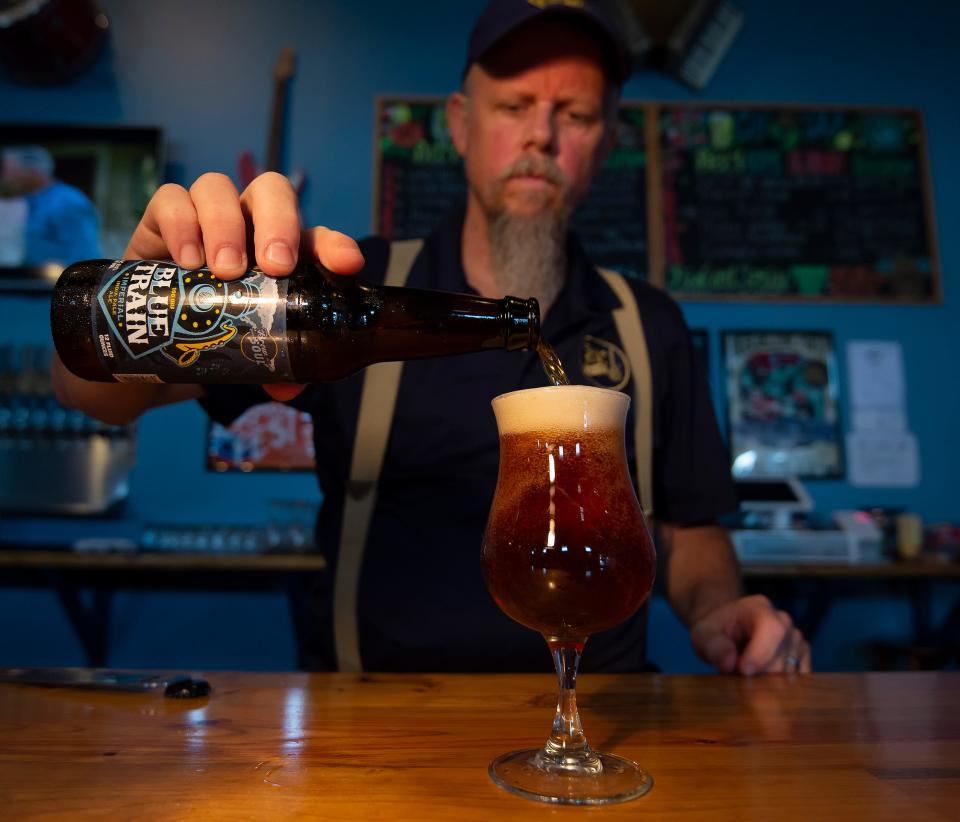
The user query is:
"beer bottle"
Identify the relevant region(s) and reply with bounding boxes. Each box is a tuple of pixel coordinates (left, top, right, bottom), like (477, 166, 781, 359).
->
(51, 258, 540, 384)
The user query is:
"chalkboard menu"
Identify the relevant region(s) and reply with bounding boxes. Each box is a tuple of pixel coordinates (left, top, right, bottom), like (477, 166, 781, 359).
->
(572, 104, 648, 278)
(375, 98, 650, 279)
(374, 98, 940, 302)
(657, 104, 939, 300)
(376, 98, 465, 241)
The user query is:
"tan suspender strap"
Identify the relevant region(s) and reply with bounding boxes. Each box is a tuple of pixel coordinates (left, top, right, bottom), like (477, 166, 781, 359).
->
(596, 268, 654, 518)
(333, 238, 423, 672)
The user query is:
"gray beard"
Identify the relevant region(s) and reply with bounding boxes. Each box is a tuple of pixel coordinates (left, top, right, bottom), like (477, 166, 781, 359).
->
(487, 210, 567, 308)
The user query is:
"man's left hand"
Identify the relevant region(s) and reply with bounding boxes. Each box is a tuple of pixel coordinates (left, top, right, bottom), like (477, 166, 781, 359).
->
(689, 594, 812, 675)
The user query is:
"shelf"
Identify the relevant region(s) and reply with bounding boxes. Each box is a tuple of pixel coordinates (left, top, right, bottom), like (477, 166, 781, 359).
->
(0, 549, 326, 572)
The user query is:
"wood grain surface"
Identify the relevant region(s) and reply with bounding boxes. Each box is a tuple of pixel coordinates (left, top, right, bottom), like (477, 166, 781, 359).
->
(0, 672, 957, 820)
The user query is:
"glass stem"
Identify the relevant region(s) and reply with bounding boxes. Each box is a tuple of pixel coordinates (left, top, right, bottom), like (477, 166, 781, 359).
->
(535, 638, 602, 774)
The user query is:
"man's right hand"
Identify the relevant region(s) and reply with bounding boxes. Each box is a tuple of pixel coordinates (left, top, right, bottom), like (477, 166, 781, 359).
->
(126, 171, 364, 282)
(52, 171, 365, 417)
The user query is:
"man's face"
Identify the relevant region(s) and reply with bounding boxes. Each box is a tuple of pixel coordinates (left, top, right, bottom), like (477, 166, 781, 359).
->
(449, 19, 616, 225)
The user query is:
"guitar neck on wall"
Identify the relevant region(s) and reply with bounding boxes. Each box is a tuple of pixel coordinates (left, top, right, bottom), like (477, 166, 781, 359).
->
(237, 46, 306, 195)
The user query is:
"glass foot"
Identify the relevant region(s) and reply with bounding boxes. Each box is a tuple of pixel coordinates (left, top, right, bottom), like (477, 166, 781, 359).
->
(488, 748, 653, 805)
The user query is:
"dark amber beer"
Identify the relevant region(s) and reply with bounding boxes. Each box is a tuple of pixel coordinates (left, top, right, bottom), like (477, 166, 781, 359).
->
(481, 386, 655, 640)
(51, 259, 540, 383)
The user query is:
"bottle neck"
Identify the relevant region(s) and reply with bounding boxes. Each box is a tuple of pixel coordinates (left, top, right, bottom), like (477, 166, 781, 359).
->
(287, 266, 540, 367)
(500, 295, 541, 352)
(359, 282, 540, 358)
(289, 265, 541, 378)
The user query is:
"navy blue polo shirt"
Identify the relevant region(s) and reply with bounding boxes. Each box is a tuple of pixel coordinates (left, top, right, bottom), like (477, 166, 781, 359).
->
(201, 207, 737, 672)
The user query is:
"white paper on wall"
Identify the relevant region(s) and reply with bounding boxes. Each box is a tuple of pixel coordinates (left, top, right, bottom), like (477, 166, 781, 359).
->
(847, 430, 920, 487)
(846, 341, 906, 413)
(850, 407, 907, 432)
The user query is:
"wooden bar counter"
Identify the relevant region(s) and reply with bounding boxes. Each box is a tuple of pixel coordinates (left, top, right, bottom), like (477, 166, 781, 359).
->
(1, 671, 957, 819)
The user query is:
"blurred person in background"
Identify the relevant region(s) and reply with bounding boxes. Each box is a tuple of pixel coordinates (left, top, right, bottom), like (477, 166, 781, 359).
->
(0, 145, 100, 266)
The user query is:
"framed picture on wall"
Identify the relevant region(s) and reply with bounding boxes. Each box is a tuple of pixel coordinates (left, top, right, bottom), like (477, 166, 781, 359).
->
(207, 404, 315, 472)
(0, 124, 163, 292)
(722, 331, 843, 479)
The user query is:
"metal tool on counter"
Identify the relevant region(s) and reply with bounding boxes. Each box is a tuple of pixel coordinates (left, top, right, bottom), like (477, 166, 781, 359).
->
(0, 667, 211, 698)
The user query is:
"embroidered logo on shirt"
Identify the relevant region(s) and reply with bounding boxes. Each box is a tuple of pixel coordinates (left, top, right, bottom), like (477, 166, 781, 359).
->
(581, 335, 630, 390)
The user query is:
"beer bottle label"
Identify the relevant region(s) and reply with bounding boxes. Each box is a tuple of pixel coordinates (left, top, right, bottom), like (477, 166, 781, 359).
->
(92, 260, 294, 383)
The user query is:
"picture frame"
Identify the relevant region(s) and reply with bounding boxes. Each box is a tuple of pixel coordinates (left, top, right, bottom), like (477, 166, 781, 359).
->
(0, 124, 164, 293)
(722, 330, 843, 478)
(206, 403, 315, 472)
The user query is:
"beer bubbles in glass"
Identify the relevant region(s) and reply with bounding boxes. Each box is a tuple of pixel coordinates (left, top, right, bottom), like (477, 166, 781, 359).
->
(481, 385, 656, 805)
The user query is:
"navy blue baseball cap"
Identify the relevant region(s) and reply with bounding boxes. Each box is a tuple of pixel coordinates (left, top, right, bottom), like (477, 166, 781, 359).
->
(464, 0, 632, 87)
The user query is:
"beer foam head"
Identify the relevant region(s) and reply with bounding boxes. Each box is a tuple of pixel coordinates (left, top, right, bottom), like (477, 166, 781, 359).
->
(492, 385, 629, 435)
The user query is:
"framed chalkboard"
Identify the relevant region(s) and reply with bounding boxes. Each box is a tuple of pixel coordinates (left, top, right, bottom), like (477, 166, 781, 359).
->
(375, 96, 465, 242)
(373, 98, 940, 302)
(374, 97, 653, 280)
(655, 104, 940, 302)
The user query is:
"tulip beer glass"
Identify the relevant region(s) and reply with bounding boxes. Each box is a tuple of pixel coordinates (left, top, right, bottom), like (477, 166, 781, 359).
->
(481, 386, 656, 804)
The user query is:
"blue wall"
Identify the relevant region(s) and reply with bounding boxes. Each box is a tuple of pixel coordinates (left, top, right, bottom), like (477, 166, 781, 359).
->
(1, 0, 957, 671)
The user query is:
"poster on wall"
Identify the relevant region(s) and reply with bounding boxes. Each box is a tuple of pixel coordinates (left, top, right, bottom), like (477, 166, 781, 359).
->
(207, 404, 315, 472)
(723, 331, 843, 478)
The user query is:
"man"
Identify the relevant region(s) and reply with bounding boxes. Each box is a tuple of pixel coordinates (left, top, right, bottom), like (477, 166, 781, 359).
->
(0, 145, 101, 265)
(52, 0, 810, 675)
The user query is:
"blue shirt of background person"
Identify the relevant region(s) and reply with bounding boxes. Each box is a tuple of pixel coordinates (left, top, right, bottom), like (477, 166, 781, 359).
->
(1, 146, 101, 266)
(26, 179, 101, 265)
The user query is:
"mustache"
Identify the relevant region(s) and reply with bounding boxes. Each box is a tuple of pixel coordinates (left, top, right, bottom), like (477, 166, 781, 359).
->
(497, 155, 567, 187)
